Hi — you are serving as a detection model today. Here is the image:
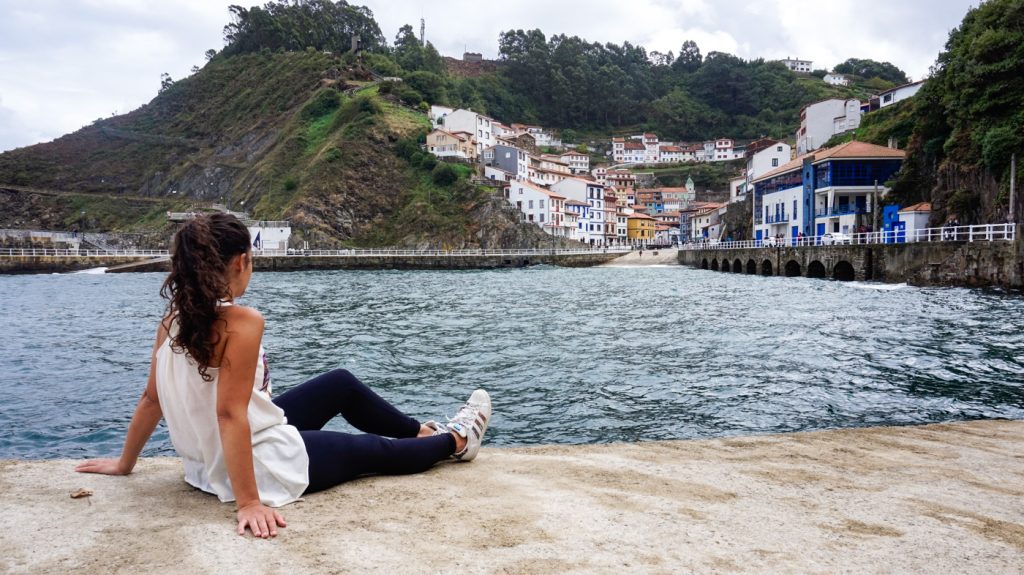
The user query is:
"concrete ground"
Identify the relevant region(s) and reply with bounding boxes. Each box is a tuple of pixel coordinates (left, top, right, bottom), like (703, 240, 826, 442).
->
(602, 247, 680, 266)
(3, 420, 1023, 574)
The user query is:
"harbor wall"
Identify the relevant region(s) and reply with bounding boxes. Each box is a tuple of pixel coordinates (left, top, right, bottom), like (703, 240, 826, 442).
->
(678, 228, 1024, 290)
(0, 252, 621, 274)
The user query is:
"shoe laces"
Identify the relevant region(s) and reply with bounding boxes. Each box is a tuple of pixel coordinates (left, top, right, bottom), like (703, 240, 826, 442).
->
(446, 401, 482, 435)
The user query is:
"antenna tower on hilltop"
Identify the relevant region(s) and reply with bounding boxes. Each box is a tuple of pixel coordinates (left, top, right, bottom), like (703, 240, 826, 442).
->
(420, 18, 425, 47)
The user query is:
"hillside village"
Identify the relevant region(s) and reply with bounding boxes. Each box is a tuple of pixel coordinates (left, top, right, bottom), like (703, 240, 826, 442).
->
(425, 64, 927, 248)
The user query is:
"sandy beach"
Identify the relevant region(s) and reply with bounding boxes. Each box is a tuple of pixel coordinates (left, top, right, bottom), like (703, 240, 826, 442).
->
(3, 419, 1023, 574)
(601, 247, 681, 266)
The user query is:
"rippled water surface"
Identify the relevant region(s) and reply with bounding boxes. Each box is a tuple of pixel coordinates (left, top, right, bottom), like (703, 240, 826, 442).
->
(1, 267, 1023, 459)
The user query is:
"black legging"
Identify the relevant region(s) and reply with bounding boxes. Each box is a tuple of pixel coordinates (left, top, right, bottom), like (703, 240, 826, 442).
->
(272, 369, 455, 493)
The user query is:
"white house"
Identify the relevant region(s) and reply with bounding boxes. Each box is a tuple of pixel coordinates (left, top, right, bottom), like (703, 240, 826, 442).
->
(755, 183, 804, 245)
(748, 141, 792, 181)
(877, 80, 925, 109)
(429, 105, 454, 128)
(438, 109, 495, 153)
(706, 138, 743, 162)
(492, 121, 516, 140)
(592, 166, 608, 185)
(642, 133, 660, 164)
(560, 150, 590, 174)
(564, 200, 592, 243)
(611, 138, 626, 163)
(622, 141, 647, 164)
(898, 202, 931, 241)
(729, 175, 747, 204)
(823, 73, 849, 86)
(484, 165, 515, 182)
(426, 129, 477, 160)
(780, 57, 813, 73)
(505, 180, 570, 237)
(796, 99, 862, 154)
(659, 145, 685, 163)
(512, 124, 558, 148)
(551, 177, 608, 246)
(248, 221, 291, 253)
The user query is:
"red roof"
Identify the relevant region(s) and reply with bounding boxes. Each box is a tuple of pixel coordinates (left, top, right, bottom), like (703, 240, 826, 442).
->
(624, 142, 646, 150)
(899, 202, 932, 213)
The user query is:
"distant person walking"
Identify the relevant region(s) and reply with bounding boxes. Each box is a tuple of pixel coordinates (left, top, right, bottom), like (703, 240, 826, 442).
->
(76, 214, 492, 538)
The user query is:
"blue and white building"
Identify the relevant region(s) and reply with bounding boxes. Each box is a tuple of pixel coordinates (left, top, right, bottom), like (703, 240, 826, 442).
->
(752, 141, 905, 243)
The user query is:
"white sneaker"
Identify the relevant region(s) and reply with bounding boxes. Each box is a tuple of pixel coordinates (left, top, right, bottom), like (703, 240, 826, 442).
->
(447, 389, 491, 462)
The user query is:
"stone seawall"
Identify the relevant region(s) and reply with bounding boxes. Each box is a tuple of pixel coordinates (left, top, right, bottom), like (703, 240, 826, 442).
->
(4, 420, 1022, 573)
(678, 229, 1024, 290)
(0, 252, 622, 274)
(0, 255, 160, 274)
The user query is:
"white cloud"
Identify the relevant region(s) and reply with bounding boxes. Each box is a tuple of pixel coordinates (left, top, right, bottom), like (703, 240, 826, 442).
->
(0, 0, 976, 152)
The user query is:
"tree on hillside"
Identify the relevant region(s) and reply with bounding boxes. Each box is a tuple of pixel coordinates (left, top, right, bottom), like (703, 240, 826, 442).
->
(892, 0, 1024, 222)
(393, 24, 445, 74)
(222, 0, 385, 56)
(833, 58, 909, 84)
(672, 40, 703, 74)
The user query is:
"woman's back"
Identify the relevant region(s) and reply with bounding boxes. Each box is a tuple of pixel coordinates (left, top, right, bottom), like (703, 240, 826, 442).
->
(155, 309, 308, 507)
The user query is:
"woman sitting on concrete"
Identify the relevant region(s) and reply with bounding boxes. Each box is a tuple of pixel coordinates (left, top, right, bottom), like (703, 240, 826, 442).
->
(76, 213, 491, 538)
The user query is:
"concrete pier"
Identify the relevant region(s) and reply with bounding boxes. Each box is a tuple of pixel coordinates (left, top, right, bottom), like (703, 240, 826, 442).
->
(3, 420, 1022, 574)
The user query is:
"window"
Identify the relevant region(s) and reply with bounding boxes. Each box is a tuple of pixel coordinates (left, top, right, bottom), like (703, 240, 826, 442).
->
(777, 146, 783, 152)
(772, 158, 779, 167)
(793, 199, 798, 217)
(528, 200, 534, 209)
(539, 213, 545, 223)
(539, 200, 545, 209)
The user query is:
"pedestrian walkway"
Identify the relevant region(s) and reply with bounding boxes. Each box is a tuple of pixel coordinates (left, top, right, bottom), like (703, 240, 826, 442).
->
(602, 247, 680, 266)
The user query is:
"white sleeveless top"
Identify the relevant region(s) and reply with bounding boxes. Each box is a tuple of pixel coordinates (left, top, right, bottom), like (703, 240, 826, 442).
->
(155, 310, 309, 507)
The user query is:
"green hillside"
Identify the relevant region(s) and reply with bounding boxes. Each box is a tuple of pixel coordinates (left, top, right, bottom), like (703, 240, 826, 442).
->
(0, 50, 528, 247)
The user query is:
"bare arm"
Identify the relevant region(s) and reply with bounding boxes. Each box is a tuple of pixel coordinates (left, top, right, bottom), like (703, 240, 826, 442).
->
(76, 322, 166, 475)
(216, 307, 285, 538)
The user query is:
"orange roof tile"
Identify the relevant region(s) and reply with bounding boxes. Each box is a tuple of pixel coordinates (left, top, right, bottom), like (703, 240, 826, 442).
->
(899, 202, 932, 213)
(517, 181, 566, 199)
(752, 141, 905, 183)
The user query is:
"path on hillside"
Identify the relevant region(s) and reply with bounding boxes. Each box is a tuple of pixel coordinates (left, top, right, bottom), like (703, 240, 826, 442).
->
(6, 420, 1020, 573)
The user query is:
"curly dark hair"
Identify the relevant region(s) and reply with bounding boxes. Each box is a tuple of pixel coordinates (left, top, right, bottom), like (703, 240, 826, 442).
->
(161, 213, 252, 381)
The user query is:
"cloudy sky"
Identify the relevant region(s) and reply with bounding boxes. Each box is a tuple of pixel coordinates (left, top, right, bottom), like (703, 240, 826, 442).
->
(0, 0, 976, 153)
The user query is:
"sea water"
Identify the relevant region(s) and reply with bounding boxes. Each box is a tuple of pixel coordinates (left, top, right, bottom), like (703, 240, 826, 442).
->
(1, 267, 1022, 459)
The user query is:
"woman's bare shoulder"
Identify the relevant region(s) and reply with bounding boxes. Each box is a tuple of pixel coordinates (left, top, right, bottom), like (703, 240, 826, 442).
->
(220, 304, 265, 329)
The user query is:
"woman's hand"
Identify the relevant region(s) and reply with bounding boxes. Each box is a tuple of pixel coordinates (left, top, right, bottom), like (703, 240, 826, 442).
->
(75, 458, 130, 475)
(236, 501, 286, 538)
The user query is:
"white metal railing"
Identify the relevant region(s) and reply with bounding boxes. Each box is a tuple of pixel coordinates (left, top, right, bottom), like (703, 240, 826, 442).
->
(0, 247, 632, 258)
(0, 249, 170, 257)
(682, 224, 1017, 251)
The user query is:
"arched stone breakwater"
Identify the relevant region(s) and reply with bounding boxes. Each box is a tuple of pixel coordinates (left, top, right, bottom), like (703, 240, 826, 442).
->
(678, 233, 1024, 290)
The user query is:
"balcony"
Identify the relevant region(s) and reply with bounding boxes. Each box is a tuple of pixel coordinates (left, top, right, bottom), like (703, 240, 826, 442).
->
(765, 213, 790, 224)
(815, 205, 870, 218)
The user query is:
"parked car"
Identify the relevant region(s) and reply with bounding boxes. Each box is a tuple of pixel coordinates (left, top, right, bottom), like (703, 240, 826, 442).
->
(821, 232, 852, 245)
